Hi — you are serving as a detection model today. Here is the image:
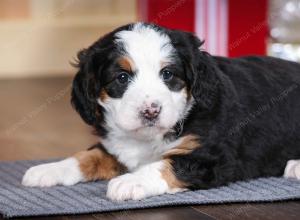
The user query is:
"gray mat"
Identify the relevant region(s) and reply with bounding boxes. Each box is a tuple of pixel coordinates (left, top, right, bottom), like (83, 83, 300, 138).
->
(0, 160, 300, 218)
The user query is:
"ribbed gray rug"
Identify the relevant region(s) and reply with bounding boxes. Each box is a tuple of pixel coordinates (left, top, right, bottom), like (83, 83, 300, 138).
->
(1, 160, 300, 218)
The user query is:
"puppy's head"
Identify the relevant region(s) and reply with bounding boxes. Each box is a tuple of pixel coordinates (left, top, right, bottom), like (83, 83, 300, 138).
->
(71, 23, 220, 138)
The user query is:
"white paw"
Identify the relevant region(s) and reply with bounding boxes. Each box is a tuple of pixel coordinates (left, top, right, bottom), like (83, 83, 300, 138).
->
(284, 159, 300, 179)
(22, 158, 84, 187)
(106, 162, 175, 201)
(107, 173, 148, 201)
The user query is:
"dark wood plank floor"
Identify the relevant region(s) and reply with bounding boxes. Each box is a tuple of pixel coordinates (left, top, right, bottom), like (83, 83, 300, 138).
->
(0, 77, 299, 220)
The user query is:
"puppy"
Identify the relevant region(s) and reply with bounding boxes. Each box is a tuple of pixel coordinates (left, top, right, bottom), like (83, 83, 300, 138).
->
(22, 22, 300, 201)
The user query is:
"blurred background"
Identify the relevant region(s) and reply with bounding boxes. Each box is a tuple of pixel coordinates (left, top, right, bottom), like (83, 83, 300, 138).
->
(0, 0, 300, 160)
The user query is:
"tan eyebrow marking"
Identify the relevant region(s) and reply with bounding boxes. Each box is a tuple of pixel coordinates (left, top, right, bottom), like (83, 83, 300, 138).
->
(160, 60, 173, 69)
(118, 56, 135, 73)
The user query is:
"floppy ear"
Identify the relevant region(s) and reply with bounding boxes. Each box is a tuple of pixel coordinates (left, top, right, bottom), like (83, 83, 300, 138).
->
(190, 50, 221, 111)
(169, 30, 221, 110)
(71, 49, 103, 127)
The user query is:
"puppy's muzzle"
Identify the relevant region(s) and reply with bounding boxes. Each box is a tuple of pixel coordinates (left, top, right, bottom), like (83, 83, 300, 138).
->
(140, 102, 162, 123)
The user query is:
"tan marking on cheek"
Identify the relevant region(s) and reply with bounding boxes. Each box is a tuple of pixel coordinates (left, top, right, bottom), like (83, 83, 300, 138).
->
(184, 87, 192, 101)
(74, 148, 123, 181)
(118, 56, 135, 72)
(99, 89, 109, 102)
(161, 159, 187, 189)
(163, 135, 200, 158)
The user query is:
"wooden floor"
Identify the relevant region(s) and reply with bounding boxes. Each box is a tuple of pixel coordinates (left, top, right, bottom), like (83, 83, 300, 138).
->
(0, 77, 299, 220)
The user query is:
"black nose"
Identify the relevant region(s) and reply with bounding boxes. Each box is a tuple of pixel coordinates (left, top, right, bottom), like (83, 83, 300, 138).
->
(141, 103, 162, 120)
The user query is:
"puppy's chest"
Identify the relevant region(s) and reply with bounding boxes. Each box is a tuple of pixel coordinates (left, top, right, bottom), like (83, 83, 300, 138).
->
(102, 137, 176, 171)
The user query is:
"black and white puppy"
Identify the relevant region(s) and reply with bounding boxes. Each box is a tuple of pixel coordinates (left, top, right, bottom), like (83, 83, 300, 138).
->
(22, 23, 300, 201)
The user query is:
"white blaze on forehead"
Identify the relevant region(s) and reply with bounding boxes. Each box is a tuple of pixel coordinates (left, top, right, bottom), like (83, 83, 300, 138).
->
(115, 23, 175, 74)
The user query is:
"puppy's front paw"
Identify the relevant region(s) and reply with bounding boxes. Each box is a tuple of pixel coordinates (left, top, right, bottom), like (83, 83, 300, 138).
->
(22, 158, 84, 187)
(107, 174, 148, 201)
(106, 171, 169, 201)
(284, 159, 300, 179)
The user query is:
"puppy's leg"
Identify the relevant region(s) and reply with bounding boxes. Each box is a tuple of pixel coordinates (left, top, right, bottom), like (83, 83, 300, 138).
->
(22, 144, 123, 187)
(284, 159, 300, 179)
(106, 159, 187, 201)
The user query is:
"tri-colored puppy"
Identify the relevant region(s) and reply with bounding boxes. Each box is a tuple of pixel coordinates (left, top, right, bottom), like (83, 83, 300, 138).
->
(22, 23, 300, 201)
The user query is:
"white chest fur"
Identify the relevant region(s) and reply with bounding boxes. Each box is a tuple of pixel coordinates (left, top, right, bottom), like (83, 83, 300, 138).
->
(101, 132, 181, 171)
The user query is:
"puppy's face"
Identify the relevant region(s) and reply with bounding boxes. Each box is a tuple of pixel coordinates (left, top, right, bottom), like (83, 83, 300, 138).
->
(98, 24, 190, 137)
(72, 23, 219, 138)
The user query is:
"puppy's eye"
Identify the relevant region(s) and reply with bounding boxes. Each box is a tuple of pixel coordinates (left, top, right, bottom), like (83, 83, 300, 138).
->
(161, 69, 173, 81)
(117, 72, 130, 84)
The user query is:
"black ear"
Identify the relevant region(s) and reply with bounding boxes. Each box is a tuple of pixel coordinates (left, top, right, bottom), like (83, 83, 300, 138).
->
(168, 30, 221, 111)
(71, 49, 103, 126)
(190, 50, 221, 111)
